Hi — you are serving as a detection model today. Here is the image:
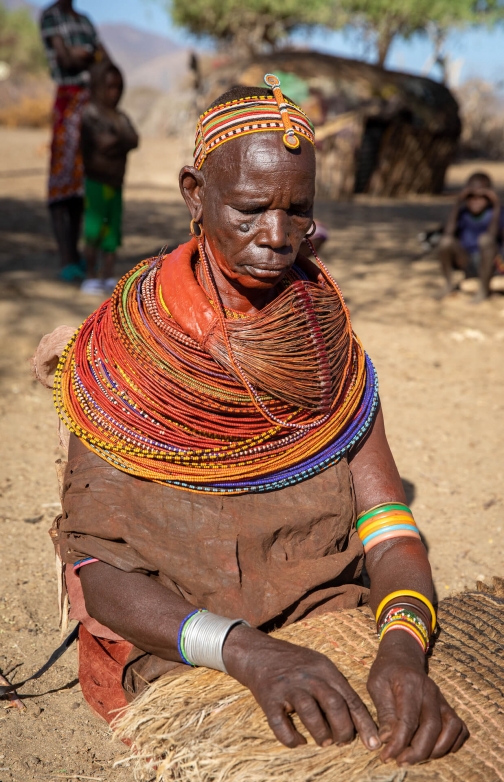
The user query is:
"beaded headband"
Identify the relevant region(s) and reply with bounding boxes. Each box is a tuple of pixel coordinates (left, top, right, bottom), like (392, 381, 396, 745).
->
(193, 73, 315, 170)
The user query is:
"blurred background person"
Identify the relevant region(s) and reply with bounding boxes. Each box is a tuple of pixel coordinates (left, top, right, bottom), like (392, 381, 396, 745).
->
(80, 60, 139, 295)
(438, 171, 504, 301)
(40, 0, 107, 281)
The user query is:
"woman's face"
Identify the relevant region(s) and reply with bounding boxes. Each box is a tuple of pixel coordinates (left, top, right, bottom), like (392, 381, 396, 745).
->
(180, 133, 315, 290)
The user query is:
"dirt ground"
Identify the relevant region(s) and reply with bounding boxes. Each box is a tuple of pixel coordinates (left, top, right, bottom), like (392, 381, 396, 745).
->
(0, 127, 503, 781)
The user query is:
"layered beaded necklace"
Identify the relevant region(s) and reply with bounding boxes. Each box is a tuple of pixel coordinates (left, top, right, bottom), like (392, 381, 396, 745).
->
(54, 240, 378, 494)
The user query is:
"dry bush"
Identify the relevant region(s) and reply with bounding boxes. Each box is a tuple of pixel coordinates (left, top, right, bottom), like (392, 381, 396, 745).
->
(0, 72, 52, 127)
(0, 94, 51, 127)
(456, 79, 504, 160)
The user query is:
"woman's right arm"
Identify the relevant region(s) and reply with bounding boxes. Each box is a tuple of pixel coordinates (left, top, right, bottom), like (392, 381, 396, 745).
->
(80, 561, 199, 662)
(80, 561, 380, 752)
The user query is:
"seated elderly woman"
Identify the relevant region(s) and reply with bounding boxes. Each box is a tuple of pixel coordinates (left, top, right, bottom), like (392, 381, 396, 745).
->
(51, 74, 467, 766)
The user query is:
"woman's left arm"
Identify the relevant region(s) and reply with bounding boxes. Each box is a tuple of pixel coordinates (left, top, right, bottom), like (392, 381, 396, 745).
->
(349, 405, 468, 765)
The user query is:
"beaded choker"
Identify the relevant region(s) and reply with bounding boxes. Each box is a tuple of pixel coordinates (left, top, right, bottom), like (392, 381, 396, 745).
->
(54, 240, 378, 494)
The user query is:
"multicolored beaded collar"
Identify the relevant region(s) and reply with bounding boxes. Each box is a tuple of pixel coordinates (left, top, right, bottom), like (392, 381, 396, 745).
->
(194, 73, 315, 170)
(54, 240, 378, 494)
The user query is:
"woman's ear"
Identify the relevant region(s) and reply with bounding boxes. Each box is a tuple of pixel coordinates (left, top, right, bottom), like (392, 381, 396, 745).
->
(179, 166, 205, 222)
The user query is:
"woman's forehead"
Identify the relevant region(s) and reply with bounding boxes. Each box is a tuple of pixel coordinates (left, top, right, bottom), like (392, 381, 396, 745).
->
(206, 133, 315, 187)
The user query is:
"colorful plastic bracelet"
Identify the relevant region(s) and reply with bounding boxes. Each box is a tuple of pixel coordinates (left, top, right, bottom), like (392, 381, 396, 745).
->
(364, 530, 420, 553)
(358, 511, 416, 531)
(381, 619, 427, 647)
(358, 513, 415, 533)
(381, 601, 433, 630)
(378, 606, 430, 640)
(361, 524, 419, 548)
(356, 502, 411, 526)
(378, 608, 430, 648)
(177, 609, 207, 665)
(356, 502, 421, 554)
(379, 605, 430, 633)
(375, 590, 437, 634)
(380, 620, 428, 653)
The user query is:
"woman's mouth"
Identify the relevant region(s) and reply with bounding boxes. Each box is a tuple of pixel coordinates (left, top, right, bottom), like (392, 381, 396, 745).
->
(245, 262, 292, 279)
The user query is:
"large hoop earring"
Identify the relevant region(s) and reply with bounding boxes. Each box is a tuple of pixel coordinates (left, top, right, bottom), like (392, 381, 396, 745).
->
(305, 221, 316, 238)
(190, 218, 204, 238)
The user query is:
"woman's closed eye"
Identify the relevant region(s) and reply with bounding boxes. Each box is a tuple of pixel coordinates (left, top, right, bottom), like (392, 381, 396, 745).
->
(233, 206, 311, 218)
(288, 204, 312, 218)
(235, 206, 267, 215)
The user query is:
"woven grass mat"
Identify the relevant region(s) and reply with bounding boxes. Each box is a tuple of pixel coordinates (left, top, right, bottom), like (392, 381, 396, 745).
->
(113, 591, 504, 782)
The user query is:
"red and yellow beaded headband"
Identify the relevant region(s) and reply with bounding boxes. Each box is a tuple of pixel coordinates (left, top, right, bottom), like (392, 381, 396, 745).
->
(194, 73, 315, 170)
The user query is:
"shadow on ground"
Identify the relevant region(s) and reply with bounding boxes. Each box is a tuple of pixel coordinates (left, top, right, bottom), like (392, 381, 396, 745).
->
(0, 195, 455, 275)
(0, 196, 190, 278)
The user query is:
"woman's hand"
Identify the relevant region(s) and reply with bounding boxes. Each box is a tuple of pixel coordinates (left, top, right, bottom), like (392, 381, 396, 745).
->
(223, 625, 381, 751)
(367, 631, 469, 765)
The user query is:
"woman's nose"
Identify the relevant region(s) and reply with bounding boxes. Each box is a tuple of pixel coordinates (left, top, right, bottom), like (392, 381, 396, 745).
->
(259, 210, 290, 249)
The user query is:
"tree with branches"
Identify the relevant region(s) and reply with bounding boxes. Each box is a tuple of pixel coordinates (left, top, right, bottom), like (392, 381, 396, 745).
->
(167, 0, 504, 68)
(169, 0, 332, 55)
(331, 1, 478, 67)
(334, 0, 504, 69)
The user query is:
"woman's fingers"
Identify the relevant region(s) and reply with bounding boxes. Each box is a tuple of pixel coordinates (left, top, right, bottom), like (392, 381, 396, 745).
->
(292, 692, 336, 747)
(372, 676, 469, 765)
(451, 723, 470, 754)
(395, 686, 443, 765)
(367, 675, 398, 745)
(373, 679, 423, 761)
(428, 697, 469, 759)
(266, 676, 380, 750)
(266, 703, 307, 748)
(313, 687, 356, 746)
(331, 681, 381, 750)
(236, 637, 380, 752)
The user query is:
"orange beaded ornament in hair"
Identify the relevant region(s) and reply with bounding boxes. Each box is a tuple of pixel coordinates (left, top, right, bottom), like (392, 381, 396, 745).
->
(263, 73, 300, 150)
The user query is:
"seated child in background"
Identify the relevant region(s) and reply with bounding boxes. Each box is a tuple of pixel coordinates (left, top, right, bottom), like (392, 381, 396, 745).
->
(438, 171, 504, 302)
(80, 60, 139, 295)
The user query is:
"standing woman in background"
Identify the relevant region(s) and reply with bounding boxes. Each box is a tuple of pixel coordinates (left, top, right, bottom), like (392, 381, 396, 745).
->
(40, 0, 108, 281)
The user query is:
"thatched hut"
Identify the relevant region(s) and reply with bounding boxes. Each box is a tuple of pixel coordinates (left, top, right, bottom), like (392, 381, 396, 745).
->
(200, 51, 461, 199)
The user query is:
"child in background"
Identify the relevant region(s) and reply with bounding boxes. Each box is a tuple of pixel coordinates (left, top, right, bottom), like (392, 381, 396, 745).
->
(438, 171, 504, 301)
(80, 60, 139, 294)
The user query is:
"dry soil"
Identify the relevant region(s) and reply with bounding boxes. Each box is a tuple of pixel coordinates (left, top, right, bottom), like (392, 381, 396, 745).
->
(0, 128, 503, 781)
